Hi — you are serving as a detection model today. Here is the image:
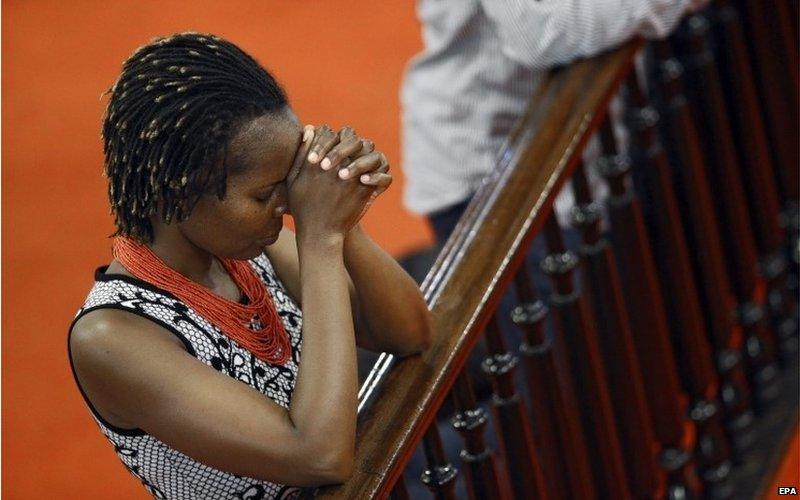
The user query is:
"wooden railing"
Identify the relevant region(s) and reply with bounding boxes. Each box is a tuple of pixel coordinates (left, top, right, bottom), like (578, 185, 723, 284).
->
(312, 3, 798, 499)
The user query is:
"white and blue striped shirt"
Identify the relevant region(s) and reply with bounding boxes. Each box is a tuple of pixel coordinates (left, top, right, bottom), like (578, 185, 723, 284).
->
(401, 0, 707, 217)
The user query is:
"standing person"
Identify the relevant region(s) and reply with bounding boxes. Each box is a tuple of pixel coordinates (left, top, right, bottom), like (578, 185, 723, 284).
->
(68, 32, 431, 499)
(401, 0, 709, 244)
(396, 3, 708, 495)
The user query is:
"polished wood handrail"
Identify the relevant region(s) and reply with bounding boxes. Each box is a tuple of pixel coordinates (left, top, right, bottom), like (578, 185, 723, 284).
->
(315, 40, 642, 499)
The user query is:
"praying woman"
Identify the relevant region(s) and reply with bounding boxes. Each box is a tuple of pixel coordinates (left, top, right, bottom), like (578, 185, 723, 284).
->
(67, 32, 432, 500)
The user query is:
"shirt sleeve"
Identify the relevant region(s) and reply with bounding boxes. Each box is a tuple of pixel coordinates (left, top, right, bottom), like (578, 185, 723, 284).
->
(479, 0, 709, 70)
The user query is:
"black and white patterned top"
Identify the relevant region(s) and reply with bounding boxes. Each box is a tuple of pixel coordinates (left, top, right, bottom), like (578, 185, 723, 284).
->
(67, 253, 304, 499)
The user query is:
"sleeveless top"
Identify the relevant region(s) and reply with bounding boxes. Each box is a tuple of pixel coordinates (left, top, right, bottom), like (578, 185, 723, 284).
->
(67, 253, 304, 499)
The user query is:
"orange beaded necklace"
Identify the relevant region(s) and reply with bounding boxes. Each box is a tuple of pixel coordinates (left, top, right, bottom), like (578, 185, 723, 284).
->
(112, 236, 290, 365)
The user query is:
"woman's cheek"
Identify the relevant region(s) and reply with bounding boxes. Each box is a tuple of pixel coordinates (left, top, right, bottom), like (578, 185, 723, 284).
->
(237, 202, 274, 231)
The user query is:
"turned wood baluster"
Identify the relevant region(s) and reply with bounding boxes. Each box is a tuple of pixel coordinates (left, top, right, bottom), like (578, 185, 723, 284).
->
(736, 0, 800, 289)
(569, 161, 664, 499)
(676, 14, 781, 408)
(734, 0, 799, 227)
(481, 315, 548, 499)
(781, 0, 800, 297)
(511, 264, 595, 500)
(759, 0, 800, 95)
(596, 120, 701, 499)
(763, 1, 799, 107)
(420, 423, 459, 499)
(623, 72, 735, 497)
(540, 214, 630, 499)
(769, 2, 800, 90)
(712, 0, 799, 359)
(649, 40, 757, 456)
(450, 370, 507, 500)
(737, 0, 800, 303)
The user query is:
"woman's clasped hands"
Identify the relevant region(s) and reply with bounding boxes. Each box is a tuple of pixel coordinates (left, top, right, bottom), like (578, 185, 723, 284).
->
(286, 124, 392, 239)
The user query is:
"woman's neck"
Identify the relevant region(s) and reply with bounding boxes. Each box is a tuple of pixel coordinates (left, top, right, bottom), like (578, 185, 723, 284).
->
(147, 227, 220, 288)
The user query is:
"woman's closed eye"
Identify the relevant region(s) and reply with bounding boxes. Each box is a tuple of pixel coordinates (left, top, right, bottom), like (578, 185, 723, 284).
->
(253, 177, 288, 203)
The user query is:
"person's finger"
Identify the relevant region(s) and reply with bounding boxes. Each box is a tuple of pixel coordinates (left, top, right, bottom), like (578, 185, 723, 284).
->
(338, 152, 386, 180)
(321, 134, 363, 171)
(338, 125, 357, 140)
(324, 136, 375, 171)
(307, 124, 338, 164)
(357, 160, 389, 184)
(376, 155, 390, 173)
(358, 172, 392, 189)
(359, 138, 375, 155)
(287, 125, 315, 186)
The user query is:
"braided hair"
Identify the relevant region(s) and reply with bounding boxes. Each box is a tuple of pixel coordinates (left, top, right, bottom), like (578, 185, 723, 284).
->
(102, 32, 289, 243)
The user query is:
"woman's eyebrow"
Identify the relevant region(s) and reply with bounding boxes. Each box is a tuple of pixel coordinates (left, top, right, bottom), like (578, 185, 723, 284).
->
(254, 177, 285, 190)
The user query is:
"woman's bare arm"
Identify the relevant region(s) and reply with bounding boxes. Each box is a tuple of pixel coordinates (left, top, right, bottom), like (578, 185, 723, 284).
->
(266, 225, 431, 357)
(288, 232, 357, 476)
(70, 235, 357, 487)
(340, 224, 431, 356)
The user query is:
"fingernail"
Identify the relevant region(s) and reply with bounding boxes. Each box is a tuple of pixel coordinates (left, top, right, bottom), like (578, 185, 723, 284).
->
(360, 174, 370, 183)
(308, 151, 319, 163)
(321, 158, 331, 170)
(339, 168, 349, 179)
(302, 127, 313, 143)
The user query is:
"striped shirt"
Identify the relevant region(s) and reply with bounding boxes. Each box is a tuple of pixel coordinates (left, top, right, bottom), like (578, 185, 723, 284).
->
(401, 0, 707, 217)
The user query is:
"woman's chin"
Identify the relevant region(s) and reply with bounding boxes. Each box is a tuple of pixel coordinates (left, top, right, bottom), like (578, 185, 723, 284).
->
(218, 235, 277, 260)
(226, 245, 265, 261)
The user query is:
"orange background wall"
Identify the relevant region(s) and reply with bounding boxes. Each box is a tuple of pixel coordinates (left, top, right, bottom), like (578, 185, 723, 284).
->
(3, 2, 429, 498)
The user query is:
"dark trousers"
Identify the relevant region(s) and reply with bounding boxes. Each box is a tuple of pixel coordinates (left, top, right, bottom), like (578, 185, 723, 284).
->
(428, 198, 474, 246)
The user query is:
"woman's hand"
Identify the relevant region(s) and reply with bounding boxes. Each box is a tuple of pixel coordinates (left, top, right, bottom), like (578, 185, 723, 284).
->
(303, 125, 392, 222)
(287, 125, 393, 237)
(286, 125, 377, 241)
(312, 126, 392, 198)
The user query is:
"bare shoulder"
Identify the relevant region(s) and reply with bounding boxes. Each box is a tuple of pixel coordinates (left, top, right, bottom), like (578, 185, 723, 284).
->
(69, 308, 188, 429)
(71, 307, 187, 354)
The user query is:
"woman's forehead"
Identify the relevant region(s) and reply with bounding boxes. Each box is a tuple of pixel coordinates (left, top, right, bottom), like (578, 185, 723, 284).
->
(226, 112, 302, 184)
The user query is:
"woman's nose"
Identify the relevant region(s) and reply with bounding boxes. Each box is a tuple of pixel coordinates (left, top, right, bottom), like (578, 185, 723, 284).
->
(272, 183, 289, 217)
(273, 204, 288, 217)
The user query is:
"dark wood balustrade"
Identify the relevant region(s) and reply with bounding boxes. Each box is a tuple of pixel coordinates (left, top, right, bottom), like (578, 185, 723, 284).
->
(648, 39, 757, 458)
(571, 160, 664, 498)
(309, 4, 798, 498)
(512, 261, 595, 500)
